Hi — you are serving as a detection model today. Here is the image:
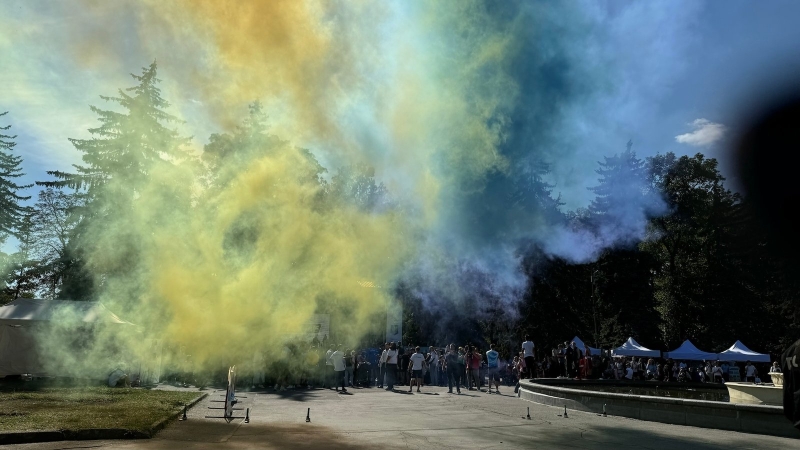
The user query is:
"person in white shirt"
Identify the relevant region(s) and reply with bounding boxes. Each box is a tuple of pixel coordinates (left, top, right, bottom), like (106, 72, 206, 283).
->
(428, 348, 440, 386)
(712, 361, 724, 383)
(378, 343, 389, 388)
(329, 345, 347, 393)
(385, 342, 399, 390)
(409, 346, 426, 392)
(521, 335, 535, 378)
(624, 363, 634, 380)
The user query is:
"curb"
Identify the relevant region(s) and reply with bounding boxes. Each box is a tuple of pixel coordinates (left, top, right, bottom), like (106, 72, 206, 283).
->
(0, 392, 208, 446)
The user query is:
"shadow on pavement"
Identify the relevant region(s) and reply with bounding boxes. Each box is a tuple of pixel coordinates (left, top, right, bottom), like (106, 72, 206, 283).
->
(230, 423, 401, 449)
(242, 388, 325, 402)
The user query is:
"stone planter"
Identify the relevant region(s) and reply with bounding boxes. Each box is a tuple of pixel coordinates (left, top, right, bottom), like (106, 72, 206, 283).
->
(769, 372, 784, 387)
(726, 382, 782, 406)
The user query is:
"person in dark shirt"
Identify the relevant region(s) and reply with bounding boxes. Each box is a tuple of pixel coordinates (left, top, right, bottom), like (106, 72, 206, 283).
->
(781, 338, 800, 430)
(399, 348, 411, 386)
(445, 344, 461, 394)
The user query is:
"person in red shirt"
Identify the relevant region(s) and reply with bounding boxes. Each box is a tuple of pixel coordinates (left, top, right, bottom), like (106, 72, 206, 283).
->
(465, 345, 482, 391)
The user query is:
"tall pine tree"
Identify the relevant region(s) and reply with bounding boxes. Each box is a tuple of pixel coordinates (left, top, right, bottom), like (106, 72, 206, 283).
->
(38, 62, 190, 299)
(0, 111, 32, 238)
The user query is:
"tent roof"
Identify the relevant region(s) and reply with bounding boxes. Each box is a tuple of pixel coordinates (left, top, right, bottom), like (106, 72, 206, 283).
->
(0, 299, 132, 326)
(612, 337, 661, 357)
(718, 340, 771, 363)
(663, 339, 717, 361)
(571, 336, 602, 356)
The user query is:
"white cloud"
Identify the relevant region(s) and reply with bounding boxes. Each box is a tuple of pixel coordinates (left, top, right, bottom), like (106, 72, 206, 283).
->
(675, 118, 726, 146)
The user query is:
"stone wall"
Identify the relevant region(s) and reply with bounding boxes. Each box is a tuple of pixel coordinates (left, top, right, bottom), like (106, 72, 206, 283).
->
(518, 380, 799, 439)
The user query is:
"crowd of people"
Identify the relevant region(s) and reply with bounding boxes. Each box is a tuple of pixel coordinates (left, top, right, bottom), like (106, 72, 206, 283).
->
(255, 335, 539, 394)
(531, 340, 778, 384)
(251, 336, 779, 392)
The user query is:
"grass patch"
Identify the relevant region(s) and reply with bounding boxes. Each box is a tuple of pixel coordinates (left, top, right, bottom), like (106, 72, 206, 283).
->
(0, 386, 199, 433)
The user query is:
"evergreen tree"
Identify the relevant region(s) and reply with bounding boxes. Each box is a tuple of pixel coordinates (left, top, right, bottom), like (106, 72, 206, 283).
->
(29, 188, 81, 298)
(2, 215, 40, 300)
(43, 61, 189, 193)
(510, 155, 564, 224)
(38, 62, 190, 299)
(0, 111, 32, 238)
(588, 141, 661, 247)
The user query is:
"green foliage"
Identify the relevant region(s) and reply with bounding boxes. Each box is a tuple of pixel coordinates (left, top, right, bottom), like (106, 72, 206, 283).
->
(37, 62, 191, 300)
(0, 111, 33, 238)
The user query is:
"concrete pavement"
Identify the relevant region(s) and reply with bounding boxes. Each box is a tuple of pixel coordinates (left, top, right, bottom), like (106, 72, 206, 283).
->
(4, 384, 797, 449)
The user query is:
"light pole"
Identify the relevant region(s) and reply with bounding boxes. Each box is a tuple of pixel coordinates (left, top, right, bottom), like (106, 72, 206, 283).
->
(590, 269, 599, 349)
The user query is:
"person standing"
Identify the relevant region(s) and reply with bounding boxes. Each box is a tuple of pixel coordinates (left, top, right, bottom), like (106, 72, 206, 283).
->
(565, 342, 578, 378)
(385, 342, 399, 391)
(486, 344, 501, 394)
(330, 345, 347, 393)
(409, 346, 426, 392)
(712, 361, 724, 383)
(324, 345, 334, 388)
(428, 348, 440, 387)
(465, 346, 481, 390)
(345, 350, 355, 387)
(522, 336, 535, 378)
(445, 344, 461, 394)
(378, 343, 389, 388)
(745, 360, 758, 383)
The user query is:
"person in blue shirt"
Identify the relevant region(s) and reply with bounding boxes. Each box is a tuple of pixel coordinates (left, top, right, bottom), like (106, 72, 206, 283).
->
(486, 344, 501, 394)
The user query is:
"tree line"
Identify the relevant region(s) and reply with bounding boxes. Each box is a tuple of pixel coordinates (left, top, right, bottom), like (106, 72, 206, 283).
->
(1, 63, 797, 358)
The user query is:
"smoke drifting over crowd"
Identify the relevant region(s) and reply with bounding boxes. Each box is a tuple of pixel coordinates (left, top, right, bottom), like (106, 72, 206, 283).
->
(5, 1, 671, 373)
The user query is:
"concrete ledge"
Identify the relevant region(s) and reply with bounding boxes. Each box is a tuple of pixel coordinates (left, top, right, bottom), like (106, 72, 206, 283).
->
(0, 392, 207, 446)
(519, 380, 799, 439)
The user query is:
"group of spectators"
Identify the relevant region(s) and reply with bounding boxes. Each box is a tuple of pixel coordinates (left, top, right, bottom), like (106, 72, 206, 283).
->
(529, 340, 780, 384)
(261, 335, 540, 394)
(253, 336, 780, 393)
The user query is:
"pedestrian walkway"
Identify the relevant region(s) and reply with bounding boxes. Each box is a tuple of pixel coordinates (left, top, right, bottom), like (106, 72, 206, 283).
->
(5, 385, 797, 449)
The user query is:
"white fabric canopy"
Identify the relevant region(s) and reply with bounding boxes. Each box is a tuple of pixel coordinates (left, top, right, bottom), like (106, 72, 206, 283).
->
(571, 336, 602, 356)
(612, 337, 660, 357)
(0, 299, 132, 377)
(717, 340, 770, 363)
(0, 298, 131, 326)
(663, 339, 717, 361)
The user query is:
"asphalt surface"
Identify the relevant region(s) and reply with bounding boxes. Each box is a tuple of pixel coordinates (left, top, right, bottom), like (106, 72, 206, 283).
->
(4, 383, 798, 449)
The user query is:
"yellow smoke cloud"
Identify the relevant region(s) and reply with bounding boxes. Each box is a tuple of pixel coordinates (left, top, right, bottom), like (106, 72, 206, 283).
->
(12, 0, 524, 377)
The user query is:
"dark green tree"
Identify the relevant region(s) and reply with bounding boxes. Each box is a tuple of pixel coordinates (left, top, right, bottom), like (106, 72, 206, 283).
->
(0, 111, 32, 238)
(642, 153, 739, 348)
(577, 142, 661, 348)
(28, 188, 81, 298)
(2, 215, 40, 300)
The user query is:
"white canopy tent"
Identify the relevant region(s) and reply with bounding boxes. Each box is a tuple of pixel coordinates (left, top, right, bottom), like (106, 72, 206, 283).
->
(571, 336, 602, 356)
(611, 337, 660, 358)
(0, 299, 132, 377)
(0, 298, 131, 326)
(717, 340, 771, 363)
(663, 339, 718, 361)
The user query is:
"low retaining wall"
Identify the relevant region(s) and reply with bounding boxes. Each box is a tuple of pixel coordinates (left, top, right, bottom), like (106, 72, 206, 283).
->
(519, 380, 799, 439)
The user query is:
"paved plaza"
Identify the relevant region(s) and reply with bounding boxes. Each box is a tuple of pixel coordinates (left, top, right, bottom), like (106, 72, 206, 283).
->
(5, 385, 797, 449)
